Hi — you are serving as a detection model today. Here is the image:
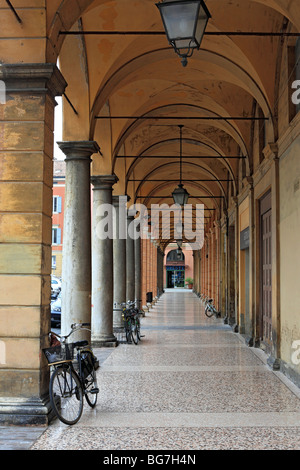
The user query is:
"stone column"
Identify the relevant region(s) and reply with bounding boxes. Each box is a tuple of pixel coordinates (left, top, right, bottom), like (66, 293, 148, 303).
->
(233, 198, 239, 332)
(0, 64, 66, 425)
(135, 236, 142, 310)
(193, 251, 197, 294)
(157, 247, 164, 297)
(220, 217, 228, 322)
(126, 214, 135, 302)
(247, 177, 255, 346)
(58, 141, 99, 343)
(113, 195, 127, 328)
(91, 175, 118, 347)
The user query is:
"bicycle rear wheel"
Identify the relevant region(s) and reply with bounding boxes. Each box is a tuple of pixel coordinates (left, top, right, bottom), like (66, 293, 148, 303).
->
(84, 368, 99, 408)
(81, 351, 99, 408)
(136, 317, 142, 341)
(205, 305, 214, 318)
(49, 365, 83, 425)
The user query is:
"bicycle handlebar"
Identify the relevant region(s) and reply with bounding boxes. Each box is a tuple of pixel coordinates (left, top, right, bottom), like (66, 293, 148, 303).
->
(114, 301, 136, 308)
(49, 322, 91, 343)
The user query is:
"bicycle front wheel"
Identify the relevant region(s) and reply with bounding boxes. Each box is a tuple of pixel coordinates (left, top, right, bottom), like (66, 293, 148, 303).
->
(125, 319, 132, 343)
(131, 320, 139, 345)
(49, 365, 84, 425)
(136, 317, 142, 341)
(82, 354, 99, 408)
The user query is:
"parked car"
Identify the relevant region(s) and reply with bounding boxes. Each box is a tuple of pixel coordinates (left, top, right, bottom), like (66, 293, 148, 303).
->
(51, 291, 61, 327)
(51, 276, 61, 299)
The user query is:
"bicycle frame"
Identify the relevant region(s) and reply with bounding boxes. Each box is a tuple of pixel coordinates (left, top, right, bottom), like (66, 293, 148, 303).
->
(45, 323, 99, 425)
(48, 323, 97, 390)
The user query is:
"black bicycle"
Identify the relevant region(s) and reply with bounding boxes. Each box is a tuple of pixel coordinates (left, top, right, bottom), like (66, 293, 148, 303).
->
(43, 323, 99, 425)
(119, 301, 142, 345)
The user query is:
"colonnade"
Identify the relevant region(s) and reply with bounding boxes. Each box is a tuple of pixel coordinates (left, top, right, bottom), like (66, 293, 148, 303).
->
(141, 237, 164, 311)
(58, 142, 143, 347)
(193, 222, 221, 311)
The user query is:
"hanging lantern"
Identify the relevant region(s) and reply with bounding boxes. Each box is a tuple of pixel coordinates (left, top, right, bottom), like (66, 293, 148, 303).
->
(172, 184, 190, 206)
(156, 0, 211, 66)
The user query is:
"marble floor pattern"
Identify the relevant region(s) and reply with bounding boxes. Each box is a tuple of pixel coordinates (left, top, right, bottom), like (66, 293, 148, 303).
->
(31, 289, 300, 450)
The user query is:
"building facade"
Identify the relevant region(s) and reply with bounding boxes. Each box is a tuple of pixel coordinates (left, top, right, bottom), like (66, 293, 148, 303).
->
(51, 161, 65, 277)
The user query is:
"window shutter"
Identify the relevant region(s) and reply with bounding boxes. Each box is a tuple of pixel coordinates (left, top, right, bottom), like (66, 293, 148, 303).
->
(58, 197, 62, 213)
(57, 228, 61, 245)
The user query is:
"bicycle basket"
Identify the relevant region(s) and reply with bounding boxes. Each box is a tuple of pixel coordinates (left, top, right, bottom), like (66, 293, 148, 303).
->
(43, 343, 74, 365)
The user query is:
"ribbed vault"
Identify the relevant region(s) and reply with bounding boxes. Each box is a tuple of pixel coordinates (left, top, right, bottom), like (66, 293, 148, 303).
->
(50, 0, 300, 248)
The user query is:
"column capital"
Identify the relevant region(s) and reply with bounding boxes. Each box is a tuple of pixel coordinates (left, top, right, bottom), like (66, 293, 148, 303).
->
(0, 63, 67, 98)
(91, 174, 119, 190)
(263, 143, 278, 161)
(58, 141, 100, 162)
(112, 195, 130, 207)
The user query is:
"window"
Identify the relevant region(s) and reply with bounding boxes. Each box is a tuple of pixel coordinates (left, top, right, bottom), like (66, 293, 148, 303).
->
(52, 255, 57, 270)
(53, 196, 62, 213)
(52, 227, 61, 245)
(167, 249, 185, 262)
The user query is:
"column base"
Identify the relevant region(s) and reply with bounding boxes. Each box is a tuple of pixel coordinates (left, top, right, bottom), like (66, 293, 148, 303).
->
(245, 335, 254, 347)
(113, 308, 124, 329)
(267, 355, 281, 371)
(0, 396, 53, 426)
(280, 360, 300, 388)
(92, 334, 118, 348)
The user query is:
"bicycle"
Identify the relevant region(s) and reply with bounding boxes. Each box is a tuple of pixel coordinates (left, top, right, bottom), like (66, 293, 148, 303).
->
(119, 301, 142, 345)
(43, 323, 99, 426)
(204, 298, 221, 318)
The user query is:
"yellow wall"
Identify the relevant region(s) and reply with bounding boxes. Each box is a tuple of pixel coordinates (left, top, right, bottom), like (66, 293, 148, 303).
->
(279, 133, 300, 370)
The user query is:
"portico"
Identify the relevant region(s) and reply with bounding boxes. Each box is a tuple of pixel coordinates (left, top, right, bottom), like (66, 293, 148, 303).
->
(1, 0, 300, 425)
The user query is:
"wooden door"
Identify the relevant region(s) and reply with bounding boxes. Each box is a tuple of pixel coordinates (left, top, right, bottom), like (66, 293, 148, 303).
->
(260, 191, 272, 345)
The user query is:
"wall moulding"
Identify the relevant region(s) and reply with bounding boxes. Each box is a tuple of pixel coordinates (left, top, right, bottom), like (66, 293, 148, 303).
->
(252, 154, 274, 189)
(0, 63, 67, 100)
(278, 111, 300, 159)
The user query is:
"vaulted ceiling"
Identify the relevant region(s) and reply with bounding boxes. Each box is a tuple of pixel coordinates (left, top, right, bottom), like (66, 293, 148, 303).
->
(45, 0, 300, 245)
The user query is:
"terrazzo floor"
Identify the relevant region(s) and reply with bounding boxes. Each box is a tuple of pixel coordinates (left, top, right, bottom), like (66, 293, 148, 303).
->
(31, 289, 300, 451)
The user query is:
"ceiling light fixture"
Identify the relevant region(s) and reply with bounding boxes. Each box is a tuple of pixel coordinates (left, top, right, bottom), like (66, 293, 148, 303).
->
(172, 125, 190, 206)
(156, 0, 211, 67)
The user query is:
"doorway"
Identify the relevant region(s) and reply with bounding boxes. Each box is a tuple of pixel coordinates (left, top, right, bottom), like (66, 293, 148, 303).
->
(260, 190, 272, 347)
(167, 267, 185, 288)
(240, 227, 250, 334)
